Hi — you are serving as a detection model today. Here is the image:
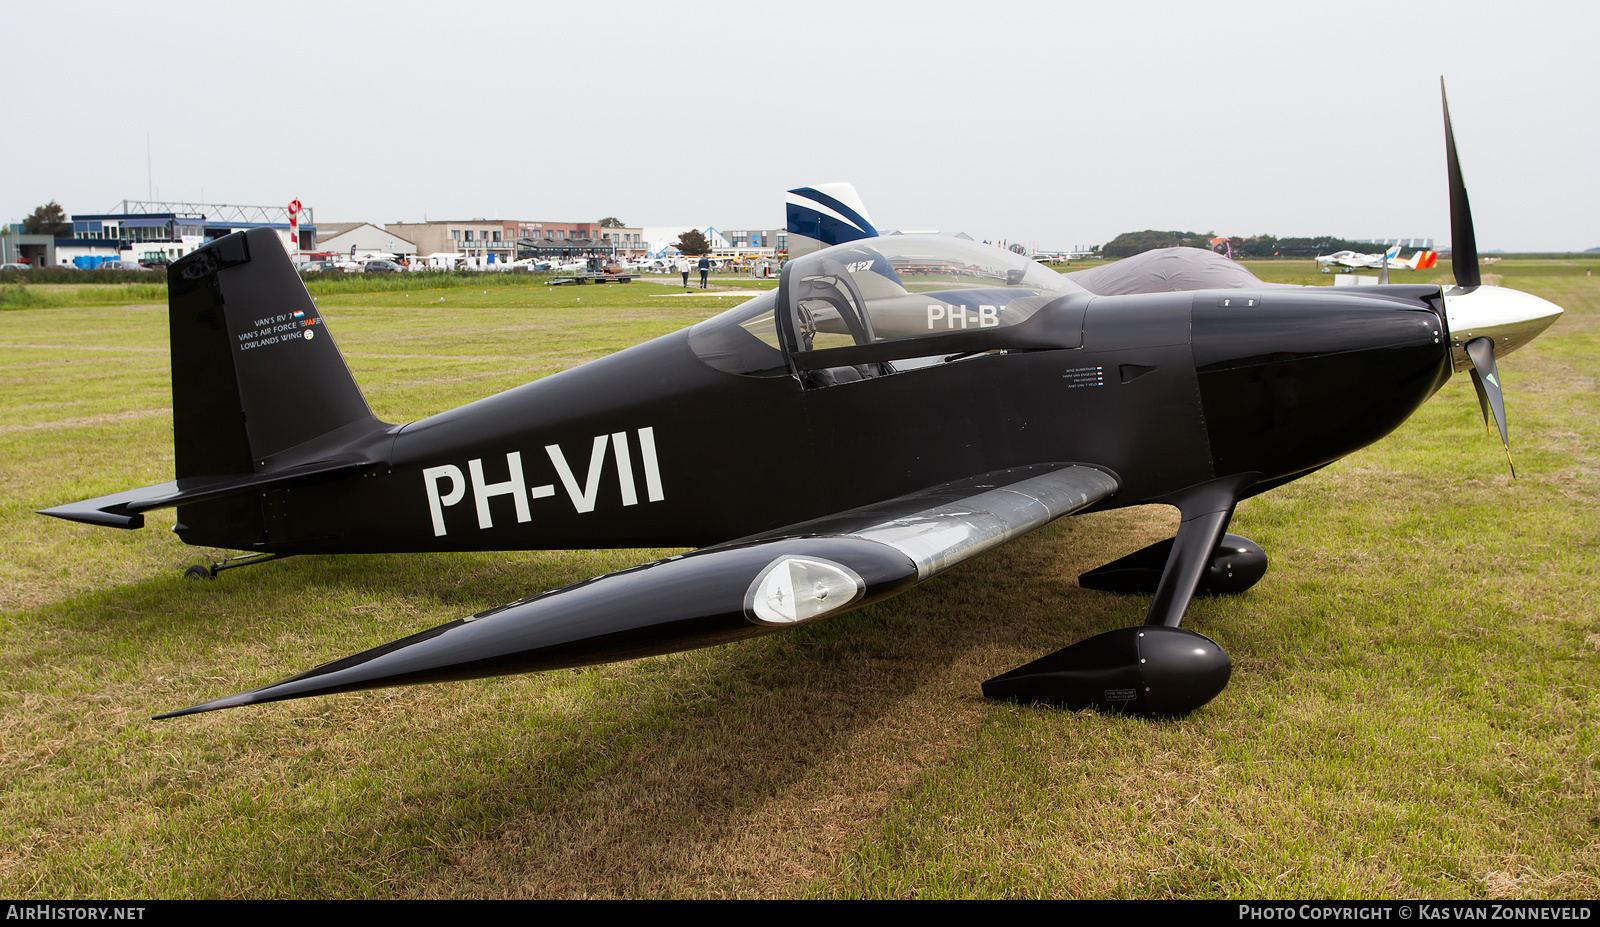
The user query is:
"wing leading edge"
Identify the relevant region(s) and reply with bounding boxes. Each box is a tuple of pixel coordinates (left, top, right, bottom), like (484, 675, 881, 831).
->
(158, 463, 1118, 717)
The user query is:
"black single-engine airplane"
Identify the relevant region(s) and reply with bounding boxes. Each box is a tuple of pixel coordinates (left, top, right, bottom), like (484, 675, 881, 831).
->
(43, 84, 1563, 719)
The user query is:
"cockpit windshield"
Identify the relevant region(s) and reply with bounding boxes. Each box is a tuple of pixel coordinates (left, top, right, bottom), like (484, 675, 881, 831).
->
(689, 236, 1088, 379)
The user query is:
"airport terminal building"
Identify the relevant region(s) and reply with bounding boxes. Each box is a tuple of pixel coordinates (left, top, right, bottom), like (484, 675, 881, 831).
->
(383, 219, 646, 264)
(48, 201, 314, 268)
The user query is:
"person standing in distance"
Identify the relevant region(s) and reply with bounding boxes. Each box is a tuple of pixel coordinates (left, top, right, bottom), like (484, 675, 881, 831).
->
(680, 258, 690, 289)
(698, 254, 710, 289)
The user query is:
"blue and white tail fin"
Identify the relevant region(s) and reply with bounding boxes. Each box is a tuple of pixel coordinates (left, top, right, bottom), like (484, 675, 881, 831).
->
(785, 183, 878, 259)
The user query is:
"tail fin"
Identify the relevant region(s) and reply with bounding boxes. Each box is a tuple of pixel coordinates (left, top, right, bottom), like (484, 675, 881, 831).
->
(41, 230, 385, 543)
(168, 228, 382, 480)
(1397, 250, 1439, 271)
(785, 183, 878, 259)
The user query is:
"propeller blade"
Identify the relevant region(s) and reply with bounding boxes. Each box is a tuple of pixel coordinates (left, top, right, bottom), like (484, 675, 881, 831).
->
(1380, 252, 1390, 285)
(1466, 360, 1492, 436)
(1464, 336, 1515, 477)
(1442, 78, 1481, 289)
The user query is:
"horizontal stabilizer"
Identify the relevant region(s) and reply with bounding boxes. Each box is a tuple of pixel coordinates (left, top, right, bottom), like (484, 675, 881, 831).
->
(39, 456, 378, 529)
(158, 464, 1118, 717)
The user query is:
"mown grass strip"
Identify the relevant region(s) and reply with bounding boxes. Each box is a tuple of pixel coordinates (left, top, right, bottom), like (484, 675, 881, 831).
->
(0, 262, 1594, 898)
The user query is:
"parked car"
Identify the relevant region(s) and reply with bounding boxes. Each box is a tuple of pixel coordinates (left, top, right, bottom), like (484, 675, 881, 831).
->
(0, 263, 29, 271)
(298, 260, 344, 273)
(99, 260, 153, 272)
(363, 260, 405, 274)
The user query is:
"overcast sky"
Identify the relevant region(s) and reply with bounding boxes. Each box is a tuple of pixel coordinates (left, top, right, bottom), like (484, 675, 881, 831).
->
(6, 0, 1596, 251)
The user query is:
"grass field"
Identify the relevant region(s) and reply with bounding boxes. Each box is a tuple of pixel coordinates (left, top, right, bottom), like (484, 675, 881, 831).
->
(1, 260, 1595, 899)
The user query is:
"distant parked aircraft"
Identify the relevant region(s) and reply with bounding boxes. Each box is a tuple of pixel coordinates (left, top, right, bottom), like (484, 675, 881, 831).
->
(1317, 245, 1439, 271)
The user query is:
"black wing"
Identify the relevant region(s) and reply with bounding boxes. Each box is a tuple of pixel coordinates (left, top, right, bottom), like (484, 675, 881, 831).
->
(158, 463, 1117, 718)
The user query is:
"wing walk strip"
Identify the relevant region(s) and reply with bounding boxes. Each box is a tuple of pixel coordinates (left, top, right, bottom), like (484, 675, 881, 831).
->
(155, 463, 1119, 718)
(819, 465, 1120, 580)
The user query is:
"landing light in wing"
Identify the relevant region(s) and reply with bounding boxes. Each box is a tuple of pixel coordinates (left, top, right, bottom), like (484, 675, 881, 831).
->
(746, 556, 865, 626)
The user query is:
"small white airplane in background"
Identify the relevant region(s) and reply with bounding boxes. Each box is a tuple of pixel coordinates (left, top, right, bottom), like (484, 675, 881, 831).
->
(1317, 245, 1439, 271)
(1378, 248, 1439, 271)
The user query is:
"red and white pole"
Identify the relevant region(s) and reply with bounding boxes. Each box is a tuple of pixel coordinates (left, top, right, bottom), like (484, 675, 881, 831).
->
(287, 199, 303, 261)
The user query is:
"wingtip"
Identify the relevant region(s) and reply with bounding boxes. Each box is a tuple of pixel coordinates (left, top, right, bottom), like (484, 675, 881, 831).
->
(152, 690, 265, 720)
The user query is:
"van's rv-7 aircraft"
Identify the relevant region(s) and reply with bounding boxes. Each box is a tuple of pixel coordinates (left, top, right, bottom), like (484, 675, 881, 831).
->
(43, 83, 1563, 720)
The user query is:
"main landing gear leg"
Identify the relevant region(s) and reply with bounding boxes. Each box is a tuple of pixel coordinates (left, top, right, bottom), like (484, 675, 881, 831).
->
(982, 474, 1258, 716)
(1077, 488, 1268, 599)
(182, 552, 292, 580)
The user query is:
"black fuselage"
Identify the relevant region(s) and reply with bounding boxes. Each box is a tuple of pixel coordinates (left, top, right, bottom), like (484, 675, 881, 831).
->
(175, 284, 1450, 555)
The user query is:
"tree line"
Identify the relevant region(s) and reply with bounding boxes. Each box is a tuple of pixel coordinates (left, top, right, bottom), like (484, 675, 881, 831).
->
(1100, 229, 1396, 259)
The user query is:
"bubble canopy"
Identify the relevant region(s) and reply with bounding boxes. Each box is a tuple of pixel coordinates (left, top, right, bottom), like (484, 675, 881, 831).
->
(689, 236, 1089, 380)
